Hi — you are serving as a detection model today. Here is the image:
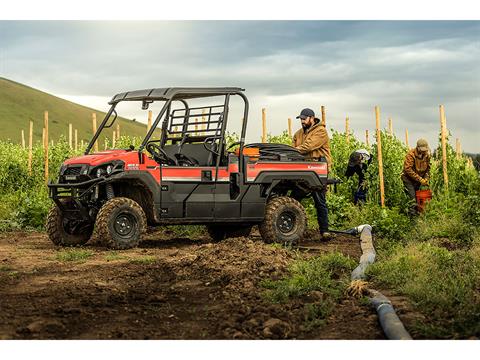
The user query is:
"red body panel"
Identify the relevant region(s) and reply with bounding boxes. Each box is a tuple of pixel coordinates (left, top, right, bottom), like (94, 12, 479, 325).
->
(64, 151, 327, 183)
(245, 161, 327, 181)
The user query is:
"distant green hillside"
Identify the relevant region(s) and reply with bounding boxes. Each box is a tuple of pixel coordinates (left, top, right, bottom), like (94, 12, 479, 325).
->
(0, 77, 147, 146)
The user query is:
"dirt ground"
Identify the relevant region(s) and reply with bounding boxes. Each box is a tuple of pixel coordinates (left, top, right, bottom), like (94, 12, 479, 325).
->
(0, 228, 415, 340)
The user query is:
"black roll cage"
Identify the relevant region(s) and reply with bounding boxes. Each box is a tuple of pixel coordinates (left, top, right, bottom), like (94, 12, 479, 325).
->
(85, 87, 249, 175)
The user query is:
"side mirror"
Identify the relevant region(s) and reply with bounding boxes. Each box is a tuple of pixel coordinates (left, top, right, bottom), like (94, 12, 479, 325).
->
(142, 100, 153, 110)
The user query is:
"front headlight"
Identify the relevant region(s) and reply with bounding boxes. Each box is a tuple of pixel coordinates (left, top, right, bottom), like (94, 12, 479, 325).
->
(91, 161, 124, 178)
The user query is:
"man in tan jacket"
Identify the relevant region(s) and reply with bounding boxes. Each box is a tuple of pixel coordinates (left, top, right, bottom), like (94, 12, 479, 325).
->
(292, 108, 333, 240)
(292, 109, 332, 166)
(401, 138, 431, 213)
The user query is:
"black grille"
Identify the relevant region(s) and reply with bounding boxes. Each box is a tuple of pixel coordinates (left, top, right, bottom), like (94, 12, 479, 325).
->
(64, 166, 82, 176)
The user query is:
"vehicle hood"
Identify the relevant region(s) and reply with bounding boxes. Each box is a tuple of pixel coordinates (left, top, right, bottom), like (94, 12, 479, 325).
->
(63, 150, 135, 166)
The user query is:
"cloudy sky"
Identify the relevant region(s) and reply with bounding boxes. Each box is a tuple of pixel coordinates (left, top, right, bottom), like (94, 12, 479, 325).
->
(0, 21, 479, 151)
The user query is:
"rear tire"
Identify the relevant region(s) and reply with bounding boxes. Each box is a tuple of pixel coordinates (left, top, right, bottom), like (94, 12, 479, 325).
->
(259, 196, 306, 246)
(207, 225, 253, 242)
(95, 197, 147, 250)
(46, 206, 93, 246)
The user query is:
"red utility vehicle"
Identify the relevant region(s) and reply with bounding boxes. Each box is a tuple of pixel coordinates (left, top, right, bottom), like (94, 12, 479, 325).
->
(47, 88, 330, 249)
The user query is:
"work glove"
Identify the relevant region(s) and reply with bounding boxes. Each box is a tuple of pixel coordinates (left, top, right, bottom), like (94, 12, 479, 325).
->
(420, 178, 429, 186)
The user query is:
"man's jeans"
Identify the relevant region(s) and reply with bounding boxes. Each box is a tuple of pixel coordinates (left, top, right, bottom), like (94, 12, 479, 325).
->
(291, 188, 329, 233)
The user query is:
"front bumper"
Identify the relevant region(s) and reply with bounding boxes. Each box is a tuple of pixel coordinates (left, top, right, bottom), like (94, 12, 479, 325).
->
(48, 177, 105, 220)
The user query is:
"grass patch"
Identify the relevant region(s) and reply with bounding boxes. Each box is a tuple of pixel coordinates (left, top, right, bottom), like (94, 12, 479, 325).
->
(262, 252, 356, 329)
(55, 249, 94, 262)
(164, 225, 206, 238)
(104, 251, 129, 262)
(411, 192, 478, 248)
(0, 265, 13, 272)
(366, 242, 480, 338)
(129, 255, 156, 265)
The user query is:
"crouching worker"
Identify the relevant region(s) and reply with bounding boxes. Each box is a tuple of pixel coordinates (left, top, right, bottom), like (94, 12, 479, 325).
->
(345, 149, 372, 204)
(401, 139, 431, 214)
(291, 108, 333, 241)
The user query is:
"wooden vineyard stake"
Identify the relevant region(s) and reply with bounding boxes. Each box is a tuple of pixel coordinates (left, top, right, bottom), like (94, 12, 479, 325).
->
(92, 113, 98, 152)
(288, 118, 292, 138)
(467, 157, 474, 169)
(439, 105, 449, 190)
(44, 111, 49, 184)
(455, 138, 461, 159)
(321, 106, 326, 126)
(42, 128, 45, 149)
(365, 130, 370, 147)
(262, 108, 267, 143)
(116, 123, 121, 139)
(28, 121, 33, 176)
(112, 130, 116, 148)
(147, 110, 153, 134)
(375, 106, 385, 207)
(21, 130, 25, 148)
(345, 117, 350, 143)
(69, 123, 73, 148)
(74, 129, 78, 152)
(388, 118, 393, 136)
(405, 128, 410, 149)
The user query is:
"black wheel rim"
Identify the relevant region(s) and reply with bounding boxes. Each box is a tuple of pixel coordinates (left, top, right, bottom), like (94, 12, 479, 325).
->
(277, 211, 296, 234)
(114, 212, 137, 238)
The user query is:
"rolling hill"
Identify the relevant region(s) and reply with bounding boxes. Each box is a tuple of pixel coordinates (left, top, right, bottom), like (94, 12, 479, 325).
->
(0, 77, 148, 146)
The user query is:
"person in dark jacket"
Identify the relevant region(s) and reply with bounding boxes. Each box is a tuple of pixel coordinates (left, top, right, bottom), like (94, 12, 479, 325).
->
(291, 108, 333, 241)
(345, 149, 372, 204)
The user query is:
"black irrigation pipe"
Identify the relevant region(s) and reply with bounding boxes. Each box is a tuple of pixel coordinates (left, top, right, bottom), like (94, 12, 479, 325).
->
(346, 224, 412, 340)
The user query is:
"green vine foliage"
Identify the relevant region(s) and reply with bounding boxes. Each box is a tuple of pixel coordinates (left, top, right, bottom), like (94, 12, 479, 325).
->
(367, 131, 410, 210)
(0, 127, 478, 233)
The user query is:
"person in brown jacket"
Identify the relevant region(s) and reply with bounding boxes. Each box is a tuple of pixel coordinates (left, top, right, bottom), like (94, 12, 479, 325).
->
(292, 110, 332, 167)
(401, 138, 431, 213)
(292, 108, 333, 240)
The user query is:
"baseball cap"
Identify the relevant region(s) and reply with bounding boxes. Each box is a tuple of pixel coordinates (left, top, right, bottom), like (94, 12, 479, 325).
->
(297, 108, 319, 121)
(416, 138, 429, 152)
(296, 108, 316, 120)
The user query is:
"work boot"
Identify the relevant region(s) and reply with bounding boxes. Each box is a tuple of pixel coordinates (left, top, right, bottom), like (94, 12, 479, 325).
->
(320, 231, 335, 241)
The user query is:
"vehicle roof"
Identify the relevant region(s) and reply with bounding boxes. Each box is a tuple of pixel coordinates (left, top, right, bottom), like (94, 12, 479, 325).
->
(109, 87, 245, 104)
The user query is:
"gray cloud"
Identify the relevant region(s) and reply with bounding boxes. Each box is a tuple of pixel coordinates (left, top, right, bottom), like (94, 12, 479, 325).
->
(0, 21, 479, 152)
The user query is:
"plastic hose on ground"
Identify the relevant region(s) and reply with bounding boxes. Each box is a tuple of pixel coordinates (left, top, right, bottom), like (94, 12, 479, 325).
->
(343, 224, 412, 340)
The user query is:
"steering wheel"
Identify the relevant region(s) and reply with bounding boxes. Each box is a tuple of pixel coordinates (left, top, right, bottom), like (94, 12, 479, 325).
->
(203, 136, 220, 155)
(146, 143, 176, 166)
(174, 153, 199, 167)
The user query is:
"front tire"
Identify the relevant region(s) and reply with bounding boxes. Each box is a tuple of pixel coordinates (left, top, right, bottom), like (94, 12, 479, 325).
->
(95, 197, 147, 250)
(46, 206, 93, 246)
(259, 196, 306, 246)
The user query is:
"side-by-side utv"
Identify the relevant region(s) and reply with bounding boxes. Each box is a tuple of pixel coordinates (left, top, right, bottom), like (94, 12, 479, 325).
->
(47, 87, 330, 249)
